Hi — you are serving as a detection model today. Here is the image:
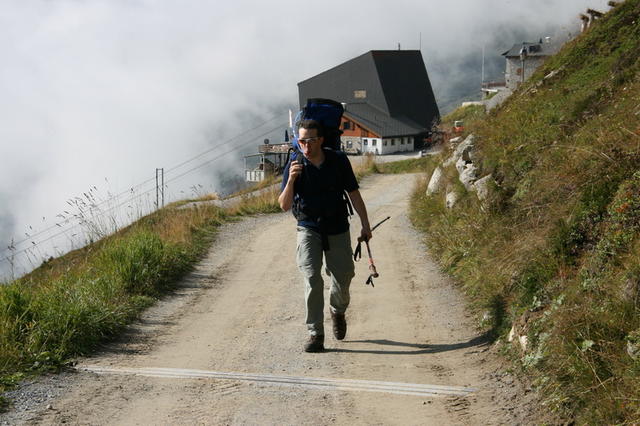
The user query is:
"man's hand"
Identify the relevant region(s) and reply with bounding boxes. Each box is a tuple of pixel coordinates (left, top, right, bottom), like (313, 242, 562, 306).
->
(279, 159, 303, 211)
(289, 160, 303, 181)
(360, 225, 372, 242)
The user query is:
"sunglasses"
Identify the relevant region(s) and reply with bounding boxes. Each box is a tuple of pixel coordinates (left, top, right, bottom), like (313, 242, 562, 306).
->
(298, 137, 321, 144)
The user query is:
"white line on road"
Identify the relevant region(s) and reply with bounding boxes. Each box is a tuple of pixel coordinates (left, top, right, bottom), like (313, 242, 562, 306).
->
(80, 365, 476, 398)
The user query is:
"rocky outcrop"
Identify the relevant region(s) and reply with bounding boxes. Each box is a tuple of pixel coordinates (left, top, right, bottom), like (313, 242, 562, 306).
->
(426, 166, 444, 195)
(458, 158, 478, 191)
(431, 133, 495, 208)
(473, 174, 493, 201)
(444, 134, 475, 168)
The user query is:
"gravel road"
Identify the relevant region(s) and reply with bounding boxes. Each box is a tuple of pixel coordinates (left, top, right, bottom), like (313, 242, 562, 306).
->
(1, 172, 548, 425)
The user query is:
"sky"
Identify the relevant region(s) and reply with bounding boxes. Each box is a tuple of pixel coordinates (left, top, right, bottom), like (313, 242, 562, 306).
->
(0, 0, 612, 279)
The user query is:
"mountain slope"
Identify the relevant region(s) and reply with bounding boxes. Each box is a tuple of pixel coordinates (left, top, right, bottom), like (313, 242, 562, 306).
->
(411, 0, 640, 422)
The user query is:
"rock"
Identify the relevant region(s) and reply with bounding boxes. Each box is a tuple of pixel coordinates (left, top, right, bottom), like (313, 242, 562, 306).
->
(454, 134, 475, 161)
(459, 162, 478, 191)
(446, 191, 459, 209)
(449, 136, 462, 145)
(443, 155, 456, 168)
(444, 134, 475, 167)
(508, 323, 528, 352)
(627, 340, 640, 359)
(519, 335, 529, 352)
(473, 174, 493, 201)
(627, 330, 640, 359)
(455, 156, 467, 175)
(426, 166, 444, 195)
(621, 277, 639, 304)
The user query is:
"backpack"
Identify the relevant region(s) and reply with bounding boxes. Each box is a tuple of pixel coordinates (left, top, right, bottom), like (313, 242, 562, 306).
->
(287, 99, 353, 250)
(290, 98, 345, 160)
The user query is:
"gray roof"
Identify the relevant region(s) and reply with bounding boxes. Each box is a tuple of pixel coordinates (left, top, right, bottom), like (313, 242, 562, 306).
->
(343, 103, 426, 137)
(297, 50, 439, 136)
(502, 41, 562, 58)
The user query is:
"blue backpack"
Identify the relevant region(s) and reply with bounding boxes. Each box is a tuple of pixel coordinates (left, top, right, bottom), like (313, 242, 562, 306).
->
(290, 98, 345, 161)
(288, 99, 353, 250)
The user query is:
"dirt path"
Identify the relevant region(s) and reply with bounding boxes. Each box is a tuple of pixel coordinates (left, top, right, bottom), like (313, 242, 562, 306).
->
(3, 173, 544, 425)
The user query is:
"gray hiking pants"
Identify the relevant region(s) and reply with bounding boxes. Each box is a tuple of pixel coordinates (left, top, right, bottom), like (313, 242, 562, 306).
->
(296, 227, 355, 337)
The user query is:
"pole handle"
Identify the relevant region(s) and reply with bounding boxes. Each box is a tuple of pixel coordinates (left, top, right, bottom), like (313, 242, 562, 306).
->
(368, 262, 379, 278)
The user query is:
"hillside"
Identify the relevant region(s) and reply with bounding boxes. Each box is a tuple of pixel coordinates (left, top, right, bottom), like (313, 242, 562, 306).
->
(411, 0, 640, 422)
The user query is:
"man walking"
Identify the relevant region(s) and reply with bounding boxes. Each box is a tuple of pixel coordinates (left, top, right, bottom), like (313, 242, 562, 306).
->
(279, 119, 372, 353)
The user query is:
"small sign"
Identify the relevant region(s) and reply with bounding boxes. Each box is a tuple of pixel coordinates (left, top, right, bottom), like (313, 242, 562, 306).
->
(354, 90, 367, 99)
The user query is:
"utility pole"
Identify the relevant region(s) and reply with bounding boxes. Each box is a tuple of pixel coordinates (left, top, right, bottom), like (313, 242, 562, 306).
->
(155, 168, 165, 208)
(481, 45, 485, 88)
(519, 43, 528, 85)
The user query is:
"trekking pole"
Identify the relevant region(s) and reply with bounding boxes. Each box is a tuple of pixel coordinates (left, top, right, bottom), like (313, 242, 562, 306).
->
(363, 240, 378, 287)
(353, 216, 390, 287)
(369, 216, 390, 233)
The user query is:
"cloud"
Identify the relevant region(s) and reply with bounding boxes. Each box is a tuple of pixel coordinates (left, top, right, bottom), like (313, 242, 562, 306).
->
(0, 0, 612, 277)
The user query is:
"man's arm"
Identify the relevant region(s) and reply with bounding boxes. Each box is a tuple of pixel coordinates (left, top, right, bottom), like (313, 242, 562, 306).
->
(348, 189, 372, 241)
(278, 160, 303, 211)
(279, 179, 295, 211)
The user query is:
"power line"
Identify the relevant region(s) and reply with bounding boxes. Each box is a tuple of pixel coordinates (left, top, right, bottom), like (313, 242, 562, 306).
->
(2, 120, 288, 263)
(3, 113, 285, 253)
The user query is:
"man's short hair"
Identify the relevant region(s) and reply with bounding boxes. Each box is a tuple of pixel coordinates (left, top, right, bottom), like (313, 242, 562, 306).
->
(297, 119, 324, 137)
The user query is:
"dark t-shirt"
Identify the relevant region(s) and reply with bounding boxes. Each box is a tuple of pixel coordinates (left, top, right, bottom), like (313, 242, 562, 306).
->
(281, 149, 359, 234)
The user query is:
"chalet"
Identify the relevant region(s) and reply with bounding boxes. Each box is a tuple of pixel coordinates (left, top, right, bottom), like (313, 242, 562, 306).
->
(298, 50, 440, 155)
(502, 40, 562, 90)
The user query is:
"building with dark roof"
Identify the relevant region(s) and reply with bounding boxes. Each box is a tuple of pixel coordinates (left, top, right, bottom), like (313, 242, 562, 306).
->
(297, 50, 440, 155)
(502, 40, 563, 90)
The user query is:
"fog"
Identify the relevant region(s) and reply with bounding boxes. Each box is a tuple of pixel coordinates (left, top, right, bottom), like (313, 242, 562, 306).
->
(0, 0, 611, 279)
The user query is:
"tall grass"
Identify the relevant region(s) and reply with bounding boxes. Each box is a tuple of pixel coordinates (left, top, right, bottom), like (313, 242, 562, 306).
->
(0, 185, 280, 405)
(409, 1, 640, 422)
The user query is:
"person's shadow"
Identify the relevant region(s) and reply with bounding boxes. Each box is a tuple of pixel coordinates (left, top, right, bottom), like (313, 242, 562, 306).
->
(325, 332, 492, 355)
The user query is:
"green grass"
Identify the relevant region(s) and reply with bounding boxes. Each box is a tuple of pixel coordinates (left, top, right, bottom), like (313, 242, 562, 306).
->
(375, 157, 436, 175)
(0, 187, 280, 409)
(442, 104, 486, 130)
(409, 0, 640, 422)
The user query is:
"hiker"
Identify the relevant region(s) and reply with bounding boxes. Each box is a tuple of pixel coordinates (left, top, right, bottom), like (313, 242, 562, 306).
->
(278, 118, 372, 353)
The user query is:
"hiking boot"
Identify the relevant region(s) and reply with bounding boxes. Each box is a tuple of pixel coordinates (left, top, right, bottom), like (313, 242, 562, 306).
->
(331, 312, 347, 340)
(304, 335, 325, 353)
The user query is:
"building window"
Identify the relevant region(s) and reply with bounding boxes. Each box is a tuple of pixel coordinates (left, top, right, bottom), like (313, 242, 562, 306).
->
(363, 139, 368, 146)
(372, 140, 377, 146)
(343, 121, 351, 130)
(400, 138, 404, 144)
(391, 139, 395, 146)
(354, 90, 367, 99)
(347, 140, 353, 148)
(383, 140, 387, 146)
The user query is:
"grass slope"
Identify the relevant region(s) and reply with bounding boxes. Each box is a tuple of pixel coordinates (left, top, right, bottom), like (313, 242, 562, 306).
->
(0, 185, 281, 409)
(410, 0, 640, 422)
